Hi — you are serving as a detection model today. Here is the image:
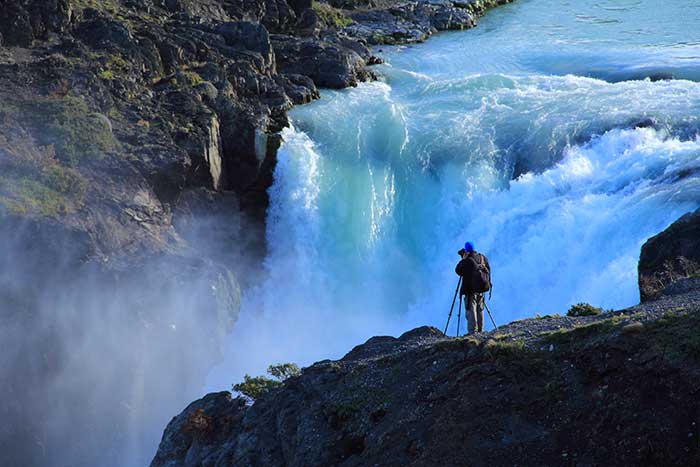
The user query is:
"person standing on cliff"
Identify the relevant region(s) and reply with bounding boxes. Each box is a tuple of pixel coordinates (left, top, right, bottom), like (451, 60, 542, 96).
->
(455, 242, 492, 334)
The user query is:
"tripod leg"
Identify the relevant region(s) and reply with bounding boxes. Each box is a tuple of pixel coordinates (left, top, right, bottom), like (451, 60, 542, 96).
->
(457, 294, 462, 337)
(443, 277, 461, 336)
(484, 302, 497, 330)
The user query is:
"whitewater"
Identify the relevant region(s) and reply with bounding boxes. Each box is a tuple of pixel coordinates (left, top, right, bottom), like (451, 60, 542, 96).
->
(207, 0, 700, 388)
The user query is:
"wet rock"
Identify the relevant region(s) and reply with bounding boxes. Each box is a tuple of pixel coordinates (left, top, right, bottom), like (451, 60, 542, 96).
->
(639, 209, 700, 302)
(276, 73, 319, 104)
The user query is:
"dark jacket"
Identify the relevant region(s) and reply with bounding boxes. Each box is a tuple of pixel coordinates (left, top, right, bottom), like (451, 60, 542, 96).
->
(455, 251, 491, 296)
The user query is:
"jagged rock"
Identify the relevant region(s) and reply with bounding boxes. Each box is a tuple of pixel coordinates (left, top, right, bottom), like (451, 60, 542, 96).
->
(639, 208, 700, 302)
(73, 8, 136, 50)
(272, 34, 371, 88)
(0, 0, 72, 46)
(150, 392, 248, 467)
(276, 73, 319, 104)
(214, 21, 275, 70)
(295, 7, 321, 37)
(261, 0, 298, 32)
(159, 0, 231, 21)
(287, 0, 312, 15)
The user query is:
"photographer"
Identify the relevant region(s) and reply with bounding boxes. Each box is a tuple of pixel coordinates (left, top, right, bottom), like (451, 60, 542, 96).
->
(455, 242, 492, 334)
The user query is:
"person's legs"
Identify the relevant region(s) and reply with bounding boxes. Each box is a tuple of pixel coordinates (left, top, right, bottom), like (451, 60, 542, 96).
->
(476, 293, 485, 332)
(466, 293, 477, 334)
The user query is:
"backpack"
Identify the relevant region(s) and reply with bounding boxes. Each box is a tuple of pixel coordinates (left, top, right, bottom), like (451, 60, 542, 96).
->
(462, 253, 491, 293)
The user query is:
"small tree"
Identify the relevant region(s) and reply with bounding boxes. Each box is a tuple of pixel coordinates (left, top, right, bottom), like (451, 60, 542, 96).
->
(233, 363, 301, 402)
(567, 302, 603, 317)
(268, 362, 302, 380)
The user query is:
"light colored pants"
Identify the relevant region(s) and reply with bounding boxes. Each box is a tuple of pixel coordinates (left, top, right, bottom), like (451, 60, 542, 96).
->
(465, 293, 485, 334)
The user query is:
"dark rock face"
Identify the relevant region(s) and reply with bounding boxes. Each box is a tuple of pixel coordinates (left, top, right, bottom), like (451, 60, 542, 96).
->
(639, 209, 700, 302)
(151, 293, 700, 467)
(0, 0, 72, 46)
(272, 34, 372, 88)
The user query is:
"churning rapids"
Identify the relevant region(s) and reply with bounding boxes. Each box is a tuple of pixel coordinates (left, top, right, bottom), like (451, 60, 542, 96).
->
(206, 0, 700, 393)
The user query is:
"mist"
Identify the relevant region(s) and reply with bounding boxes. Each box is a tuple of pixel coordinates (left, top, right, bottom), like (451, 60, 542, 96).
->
(0, 202, 253, 467)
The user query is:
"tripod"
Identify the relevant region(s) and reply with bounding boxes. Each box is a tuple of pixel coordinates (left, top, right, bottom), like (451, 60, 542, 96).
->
(444, 277, 498, 336)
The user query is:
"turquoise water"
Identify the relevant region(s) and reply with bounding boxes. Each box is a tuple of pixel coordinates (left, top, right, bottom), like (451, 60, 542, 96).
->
(209, 0, 700, 386)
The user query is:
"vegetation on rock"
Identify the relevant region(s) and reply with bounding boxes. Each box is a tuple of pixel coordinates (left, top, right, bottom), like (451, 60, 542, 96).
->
(0, 121, 87, 217)
(312, 2, 353, 28)
(13, 95, 118, 166)
(567, 302, 603, 317)
(232, 363, 301, 401)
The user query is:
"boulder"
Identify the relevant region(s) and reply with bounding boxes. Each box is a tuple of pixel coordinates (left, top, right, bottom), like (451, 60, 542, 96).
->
(150, 392, 248, 467)
(638, 208, 700, 302)
(72, 8, 136, 50)
(271, 34, 371, 88)
(214, 21, 275, 70)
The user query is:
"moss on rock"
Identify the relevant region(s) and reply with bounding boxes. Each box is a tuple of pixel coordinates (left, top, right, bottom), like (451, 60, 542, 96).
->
(312, 2, 353, 28)
(21, 95, 118, 166)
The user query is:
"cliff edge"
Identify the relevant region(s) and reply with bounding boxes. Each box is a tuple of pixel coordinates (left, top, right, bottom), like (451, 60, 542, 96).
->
(151, 211, 700, 467)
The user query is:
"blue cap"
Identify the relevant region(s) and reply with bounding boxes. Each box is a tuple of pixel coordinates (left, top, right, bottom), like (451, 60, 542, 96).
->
(464, 242, 474, 253)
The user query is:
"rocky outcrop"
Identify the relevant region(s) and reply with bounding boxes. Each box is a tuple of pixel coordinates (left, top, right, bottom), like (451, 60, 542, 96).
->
(272, 34, 374, 88)
(346, 0, 509, 45)
(151, 290, 700, 467)
(639, 209, 700, 302)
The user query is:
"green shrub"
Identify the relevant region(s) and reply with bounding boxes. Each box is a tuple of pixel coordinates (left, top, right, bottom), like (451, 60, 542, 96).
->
(233, 363, 301, 402)
(98, 70, 115, 80)
(267, 362, 302, 380)
(567, 302, 603, 317)
(23, 95, 117, 166)
(0, 126, 88, 217)
(0, 173, 84, 217)
(483, 338, 526, 359)
(183, 71, 204, 86)
(312, 2, 353, 28)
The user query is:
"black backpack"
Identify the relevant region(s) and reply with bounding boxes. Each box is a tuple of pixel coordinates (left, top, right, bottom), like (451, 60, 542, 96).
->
(462, 253, 491, 293)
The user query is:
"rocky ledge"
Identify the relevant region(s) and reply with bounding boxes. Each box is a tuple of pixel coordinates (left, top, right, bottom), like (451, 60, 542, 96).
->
(151, 211, 700, 467)
(151, 294, 700, 467)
